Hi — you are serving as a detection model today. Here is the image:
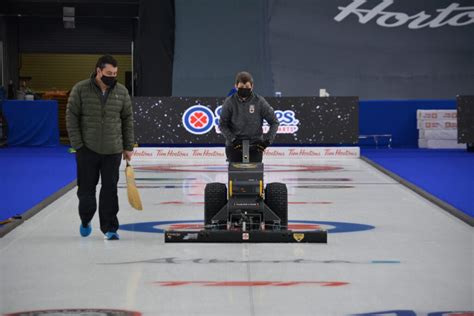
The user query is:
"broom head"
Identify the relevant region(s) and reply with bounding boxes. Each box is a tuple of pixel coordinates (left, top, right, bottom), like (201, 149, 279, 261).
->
(125, 162, 143, 210)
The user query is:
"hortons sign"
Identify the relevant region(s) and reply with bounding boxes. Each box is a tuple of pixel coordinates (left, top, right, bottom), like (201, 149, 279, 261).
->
(133, 96, 358, 145)
(335, 0, 474, 29)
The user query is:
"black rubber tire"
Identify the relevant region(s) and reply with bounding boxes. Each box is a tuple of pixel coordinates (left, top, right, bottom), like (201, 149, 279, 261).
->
(265, 182, 288, 229)
(204, 182, 227, 227)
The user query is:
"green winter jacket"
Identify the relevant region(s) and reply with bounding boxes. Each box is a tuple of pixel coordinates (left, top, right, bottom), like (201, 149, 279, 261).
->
(66, 76, 134, 154)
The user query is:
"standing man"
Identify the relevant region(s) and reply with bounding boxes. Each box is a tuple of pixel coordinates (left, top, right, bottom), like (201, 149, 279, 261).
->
(66, 55, 134, 240)
(219, 71, 280, 162)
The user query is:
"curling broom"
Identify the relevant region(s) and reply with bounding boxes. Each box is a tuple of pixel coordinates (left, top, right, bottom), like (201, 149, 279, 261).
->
(125, 161, 143, 210)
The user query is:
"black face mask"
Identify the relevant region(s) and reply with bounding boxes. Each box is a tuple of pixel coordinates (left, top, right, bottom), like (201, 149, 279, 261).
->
(237, 88, 252, 99)
(100, 75, 116, 87)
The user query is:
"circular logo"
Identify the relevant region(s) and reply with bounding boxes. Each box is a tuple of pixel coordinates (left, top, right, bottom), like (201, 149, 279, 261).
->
(120, 220, 375, 234)
(182, 105, 215, 135)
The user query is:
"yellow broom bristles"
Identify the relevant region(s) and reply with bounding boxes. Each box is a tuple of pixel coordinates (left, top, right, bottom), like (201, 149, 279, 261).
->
(125, 162, 143, 210)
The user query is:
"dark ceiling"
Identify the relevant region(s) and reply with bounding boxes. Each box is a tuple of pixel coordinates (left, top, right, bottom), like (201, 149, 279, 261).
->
(1, 0, 139, 18)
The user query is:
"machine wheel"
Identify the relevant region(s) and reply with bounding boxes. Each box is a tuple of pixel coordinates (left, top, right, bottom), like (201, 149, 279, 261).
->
(204, 182, 227, 228)
(265, 182, 288, 229)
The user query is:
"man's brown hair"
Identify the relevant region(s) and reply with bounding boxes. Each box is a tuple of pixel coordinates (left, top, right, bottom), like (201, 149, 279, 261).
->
(235, 71, 254, 85)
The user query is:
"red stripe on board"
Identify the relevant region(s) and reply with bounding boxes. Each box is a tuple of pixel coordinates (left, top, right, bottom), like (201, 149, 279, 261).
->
(186, 193, 296, 196)
(167, 224, 323, 230)
(287, 224, 322, 230)
(168, 224, 205, 230)
(289, 201, 332, 205)
(137, 164, 341, 173)
(153, 281, 349, 287)
(4, 309, 142, 316)
(159, 201, 332, 205)
(206, 281, 274, 287)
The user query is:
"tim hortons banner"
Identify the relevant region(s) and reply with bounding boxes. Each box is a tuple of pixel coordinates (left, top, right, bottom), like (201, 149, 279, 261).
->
(130, 147, 360, 161)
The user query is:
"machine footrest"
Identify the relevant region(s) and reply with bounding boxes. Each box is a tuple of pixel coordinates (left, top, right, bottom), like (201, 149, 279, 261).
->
(164, 230, 327, 243)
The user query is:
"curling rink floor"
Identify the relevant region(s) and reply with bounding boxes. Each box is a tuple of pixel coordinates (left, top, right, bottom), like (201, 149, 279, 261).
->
(1, 155, 473, 316)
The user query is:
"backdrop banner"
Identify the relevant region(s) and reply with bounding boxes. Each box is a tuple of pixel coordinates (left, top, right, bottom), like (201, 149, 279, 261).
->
(133, 96, 359, 145)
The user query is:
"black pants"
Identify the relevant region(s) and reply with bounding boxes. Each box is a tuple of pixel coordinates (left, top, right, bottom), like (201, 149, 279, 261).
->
(225, 146, 263, 163)
(75, 146, 122, 234)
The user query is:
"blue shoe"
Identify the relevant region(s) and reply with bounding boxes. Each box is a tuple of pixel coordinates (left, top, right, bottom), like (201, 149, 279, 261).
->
(80, 223, 92, 237)
(104, 232, 120, 240)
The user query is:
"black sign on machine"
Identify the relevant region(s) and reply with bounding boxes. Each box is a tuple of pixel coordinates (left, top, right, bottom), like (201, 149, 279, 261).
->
(133, 96, 359, 145)
(457, 95, 474, 145)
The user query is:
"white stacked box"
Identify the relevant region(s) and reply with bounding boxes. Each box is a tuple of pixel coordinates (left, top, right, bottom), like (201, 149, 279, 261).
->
(417, 110, 465, 149)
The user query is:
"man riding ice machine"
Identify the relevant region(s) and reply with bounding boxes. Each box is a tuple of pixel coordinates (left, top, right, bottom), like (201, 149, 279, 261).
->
(164, 140, 328, 243)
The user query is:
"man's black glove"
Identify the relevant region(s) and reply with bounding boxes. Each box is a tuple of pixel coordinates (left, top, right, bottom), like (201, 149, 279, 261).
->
(232, 138, 243, 151)
(254, 140, 271, 152)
